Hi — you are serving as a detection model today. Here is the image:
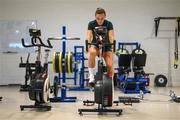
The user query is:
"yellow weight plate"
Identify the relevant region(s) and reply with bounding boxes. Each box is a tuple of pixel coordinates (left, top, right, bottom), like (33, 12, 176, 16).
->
(59, 52, 63, 73)
(52, 52, 56, 73)
(68, 52, 71, 73)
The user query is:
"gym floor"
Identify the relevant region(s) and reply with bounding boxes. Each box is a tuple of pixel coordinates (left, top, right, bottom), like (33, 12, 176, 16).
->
(0, 86, 179, 120)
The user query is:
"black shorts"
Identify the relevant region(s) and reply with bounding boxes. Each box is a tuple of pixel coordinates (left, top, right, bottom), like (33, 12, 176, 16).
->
(91, 44, 112, 52)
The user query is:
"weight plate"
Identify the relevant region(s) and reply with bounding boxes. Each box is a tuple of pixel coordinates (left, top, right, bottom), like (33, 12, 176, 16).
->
(70, 52, 74, 73)
(59, 52, 63, 73)
(68, 52, 71, 73)
(67, 52, 73, 73)
(55, 52, 60, 73)
(154, 74, 168, 87)
(52, 52, 56, 73)
(65, 52, 69, 73)
(53, 76, 59, 97)
(158, 78, 165, 83)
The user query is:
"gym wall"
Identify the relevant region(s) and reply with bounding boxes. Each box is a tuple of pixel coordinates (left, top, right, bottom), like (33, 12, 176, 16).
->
(0, 0, 180, 86)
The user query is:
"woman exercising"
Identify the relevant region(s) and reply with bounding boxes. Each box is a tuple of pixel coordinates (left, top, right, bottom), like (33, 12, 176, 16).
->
(87, 8, 115, 87)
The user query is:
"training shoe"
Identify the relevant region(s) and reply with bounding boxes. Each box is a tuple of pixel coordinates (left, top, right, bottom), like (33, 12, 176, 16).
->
(89, 82, 95, 87)
(88, 75, 95, 87)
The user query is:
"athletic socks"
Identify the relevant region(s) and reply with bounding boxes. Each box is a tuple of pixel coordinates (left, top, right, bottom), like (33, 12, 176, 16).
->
(88, 68, 95, 83)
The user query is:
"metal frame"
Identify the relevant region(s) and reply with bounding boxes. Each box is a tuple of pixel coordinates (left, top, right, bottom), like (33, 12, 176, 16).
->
(19, 29, 52, 110)
(78, 106, 122, 115)
(117, 42, 151, 94)
(154, 17, 180, 37)
(50, 26, 77, 102)
(20, 103, 51, 111)
(68, 46, 89, 91)
(154, 17, 180, 85)
(78, 35, 122, 115)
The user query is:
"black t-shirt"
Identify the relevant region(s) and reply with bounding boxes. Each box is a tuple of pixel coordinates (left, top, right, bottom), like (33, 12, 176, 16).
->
(88, 19, 113, 44)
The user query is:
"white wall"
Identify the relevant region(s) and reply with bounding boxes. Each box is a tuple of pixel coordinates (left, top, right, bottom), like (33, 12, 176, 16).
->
(0, 0, 180, 86)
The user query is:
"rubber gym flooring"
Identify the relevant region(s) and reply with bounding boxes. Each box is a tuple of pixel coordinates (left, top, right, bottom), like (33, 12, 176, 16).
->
(0, 86, 179, 120)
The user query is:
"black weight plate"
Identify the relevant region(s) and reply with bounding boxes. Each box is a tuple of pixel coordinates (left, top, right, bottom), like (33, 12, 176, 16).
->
(61, 52, 65, 73)
(53, 76, 59, 97)
(65, 52, 68, 73)
(55, 52, 60, 73)
(154, 74, 168, 87)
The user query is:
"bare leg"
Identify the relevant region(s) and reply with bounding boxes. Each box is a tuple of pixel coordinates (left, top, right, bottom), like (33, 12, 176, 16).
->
(88, 46, 99, 68)
(88, 46, 99, 85)
(103, 51, 114, 78)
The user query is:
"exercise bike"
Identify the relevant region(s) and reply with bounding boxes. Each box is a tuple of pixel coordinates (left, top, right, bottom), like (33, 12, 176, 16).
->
(20, 29, 53, 111)
(19, 53, 36, 91)
(78, 26, 122, 115)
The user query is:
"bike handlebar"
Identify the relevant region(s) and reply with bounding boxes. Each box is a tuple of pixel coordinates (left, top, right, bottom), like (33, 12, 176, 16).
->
(85, 40, 116, 53)
(21, 36, 53, 48)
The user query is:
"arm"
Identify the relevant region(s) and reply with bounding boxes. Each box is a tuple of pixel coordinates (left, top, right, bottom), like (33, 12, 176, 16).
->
(108, 21, 115, 44)
(86, 30, 93, 43)
(109, 29, 115, 53)
(108, 30, 115, 43)
(87, 21, 94, 43)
